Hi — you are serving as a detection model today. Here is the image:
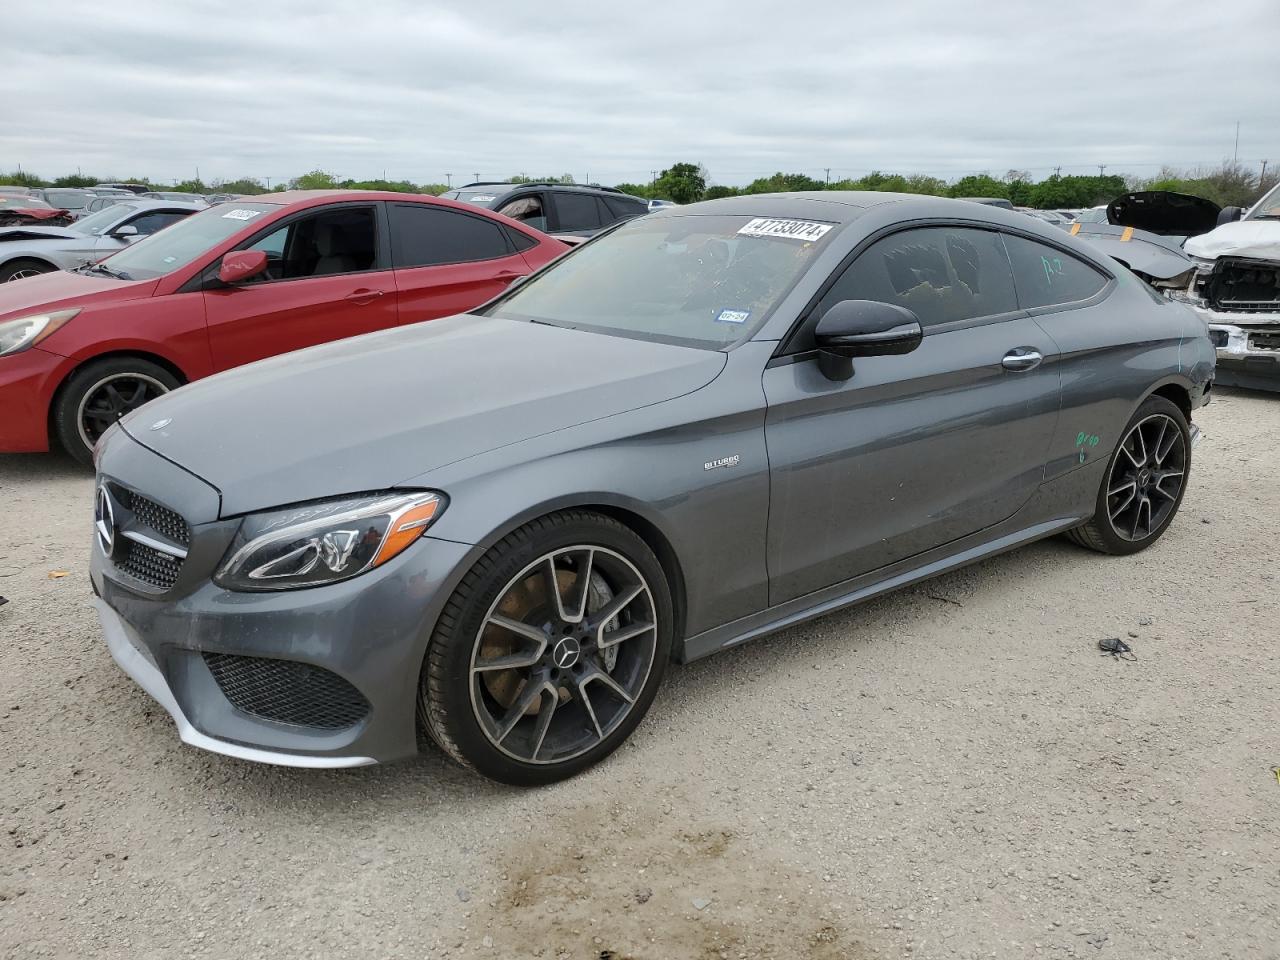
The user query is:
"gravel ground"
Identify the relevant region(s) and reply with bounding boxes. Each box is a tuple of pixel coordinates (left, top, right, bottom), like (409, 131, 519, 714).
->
(1, 389, 1277, 960)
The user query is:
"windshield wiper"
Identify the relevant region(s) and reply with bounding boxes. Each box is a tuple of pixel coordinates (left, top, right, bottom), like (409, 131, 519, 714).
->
(85, 262, 132, 281)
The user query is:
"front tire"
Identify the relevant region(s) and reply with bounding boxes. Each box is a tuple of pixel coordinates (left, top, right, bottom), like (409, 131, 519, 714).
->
(1067, 395, 1191, 555)
(52, 357, 180, 465)
(0, 258, 55, 283)
(419, 510, 673, 785)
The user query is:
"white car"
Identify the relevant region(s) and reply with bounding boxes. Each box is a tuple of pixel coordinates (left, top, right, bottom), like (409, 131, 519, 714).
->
(1180, 182, 1280, 391)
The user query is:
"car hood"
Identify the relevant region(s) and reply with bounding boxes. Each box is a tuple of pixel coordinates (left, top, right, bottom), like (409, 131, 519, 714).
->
(1184, 220, 1280, 261)
(1074, 223, 1195, 281)
(1106, 191, 1221, 238)
(121, 314, 727, 517)
(0, 225, 81, 242)
(0, 269, 158, 322)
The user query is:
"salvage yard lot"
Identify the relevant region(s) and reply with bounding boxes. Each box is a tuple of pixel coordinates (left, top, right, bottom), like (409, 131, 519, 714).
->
(1, 390, 1277, 960)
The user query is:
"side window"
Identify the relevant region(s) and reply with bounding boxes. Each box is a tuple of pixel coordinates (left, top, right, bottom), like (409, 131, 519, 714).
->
(495, 195, 547, 232)
(237, 206, 378, 281)
(126, 211, 190, 235)
(1002, 234, 1109, 309)
(389, 204, 512, 267)
(553, 192, 603, 232)
(604, 196, 647, 221)
(506, 229, 538, 252)
(816, 227, 1019, 330)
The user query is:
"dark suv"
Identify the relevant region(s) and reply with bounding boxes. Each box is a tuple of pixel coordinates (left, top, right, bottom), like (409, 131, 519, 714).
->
(440, 182, 648, 239)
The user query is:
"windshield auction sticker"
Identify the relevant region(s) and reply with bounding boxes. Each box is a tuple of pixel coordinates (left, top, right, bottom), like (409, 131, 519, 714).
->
(737, 218, 832, 242)
(222, 209, 263, 220)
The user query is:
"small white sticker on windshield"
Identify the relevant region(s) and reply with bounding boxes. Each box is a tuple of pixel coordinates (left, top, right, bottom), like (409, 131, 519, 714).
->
(468, 195, 497, 203)
(737, 218, 832, 242)
(222, 209, 262, 221)
(716, 309, 751, 324)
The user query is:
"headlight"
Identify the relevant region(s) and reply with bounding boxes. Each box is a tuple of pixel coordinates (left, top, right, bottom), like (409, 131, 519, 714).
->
(0, 308, 80, 357)
(215, 491, 445, 592)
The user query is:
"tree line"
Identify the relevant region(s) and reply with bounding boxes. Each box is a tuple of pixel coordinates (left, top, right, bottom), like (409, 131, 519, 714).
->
(618, 161, 1278, 209)
(4, 160, 1274, 209)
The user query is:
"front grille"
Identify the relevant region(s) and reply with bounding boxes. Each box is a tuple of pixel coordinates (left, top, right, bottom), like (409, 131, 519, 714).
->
(114, 488, 190, 547)
(203, 653, 371, 730)
(104, 484, 190, 591)
(1207, 258, 1280, 314)
(118, 539, 183, 589)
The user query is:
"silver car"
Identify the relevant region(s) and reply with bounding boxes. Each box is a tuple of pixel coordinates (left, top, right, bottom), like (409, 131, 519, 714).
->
(0, 200, 197, 282)
(91, 192, 1214, 785)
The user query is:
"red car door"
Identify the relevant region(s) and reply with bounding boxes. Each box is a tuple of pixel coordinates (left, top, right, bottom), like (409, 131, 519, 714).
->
(386, 201, 538, 325)
(203, 202, 398, 370)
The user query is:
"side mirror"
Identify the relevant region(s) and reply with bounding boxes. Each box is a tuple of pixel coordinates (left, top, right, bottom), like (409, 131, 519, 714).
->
(111, 224, 138, 239)
(218, 249, 268, 285)
(813, 299, 923, 381)
(1216, 206, 1243, 227)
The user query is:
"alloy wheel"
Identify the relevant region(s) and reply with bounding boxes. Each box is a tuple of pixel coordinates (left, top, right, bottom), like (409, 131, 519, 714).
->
(469, 545, 658, 765)
(1105, 413, 1186, 542)
(76, 373, 170, 451)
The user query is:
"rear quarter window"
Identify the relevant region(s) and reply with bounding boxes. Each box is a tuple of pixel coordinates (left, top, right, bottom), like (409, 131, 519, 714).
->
(1002, 234, 1109, 309)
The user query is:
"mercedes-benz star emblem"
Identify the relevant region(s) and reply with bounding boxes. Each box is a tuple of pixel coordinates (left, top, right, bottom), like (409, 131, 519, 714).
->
(94, 485, 116, 557)
(552, 637, 581, 669)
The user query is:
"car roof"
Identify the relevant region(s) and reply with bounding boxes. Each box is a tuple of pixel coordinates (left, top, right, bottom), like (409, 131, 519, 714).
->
(653, 191, 944, 224)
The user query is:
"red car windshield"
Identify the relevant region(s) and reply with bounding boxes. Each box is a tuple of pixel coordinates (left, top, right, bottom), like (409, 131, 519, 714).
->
(98, 202, 279, 280)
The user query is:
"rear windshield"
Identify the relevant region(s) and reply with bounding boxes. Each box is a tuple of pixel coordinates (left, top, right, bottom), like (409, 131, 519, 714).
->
(97, 202, 279, 280)
(485, 214, 839, 349)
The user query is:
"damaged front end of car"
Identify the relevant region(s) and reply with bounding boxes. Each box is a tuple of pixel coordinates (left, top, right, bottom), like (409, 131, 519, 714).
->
(1175, 253, 1280, 391)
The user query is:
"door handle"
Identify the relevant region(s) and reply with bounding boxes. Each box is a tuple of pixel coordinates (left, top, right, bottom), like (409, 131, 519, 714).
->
(1001, 348, 1043, 372)
(345, 288, 385, 304)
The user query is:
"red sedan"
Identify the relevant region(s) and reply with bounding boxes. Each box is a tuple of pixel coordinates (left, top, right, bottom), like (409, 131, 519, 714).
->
(0, 191, 567, 462)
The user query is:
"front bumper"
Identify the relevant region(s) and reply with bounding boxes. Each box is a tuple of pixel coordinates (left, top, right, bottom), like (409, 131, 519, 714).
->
(91, 432, 476, 768)
(0, 346, 68, 452)
(1195, 306, 1280, 391)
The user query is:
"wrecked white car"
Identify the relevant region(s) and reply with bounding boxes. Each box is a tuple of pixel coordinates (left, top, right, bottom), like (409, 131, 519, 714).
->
(1180, 183, 1280, 391)
(1071, 188, 1280, 391)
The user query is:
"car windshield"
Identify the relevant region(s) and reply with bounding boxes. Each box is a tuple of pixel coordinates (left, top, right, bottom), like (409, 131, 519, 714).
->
(1246, 182, 1280, 220)
(70, 203, 142, 234)
(43, 190, 91, 210)
(0, 196, 52, 209)
(486, 213, 840, 349)
(443, 188, 510, 205)
(96, 202, 279, 280)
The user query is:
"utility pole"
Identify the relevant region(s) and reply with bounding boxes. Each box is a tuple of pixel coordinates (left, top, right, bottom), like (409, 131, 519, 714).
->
(473, 172, 480, 183)
(264, 176, 272, 189)
(1233, 121, 1240, 164)
(651, 170, 657, 187)
(1261, 160, 1269, 188)
(445, 173, 452, 188)
(1097, 164, 1107, 177)
(824, 167, 830, 185)
(1053, 165, 1061, 177)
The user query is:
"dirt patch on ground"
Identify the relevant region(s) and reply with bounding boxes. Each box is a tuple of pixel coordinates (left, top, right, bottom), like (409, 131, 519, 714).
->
(458, 799, 874, 959)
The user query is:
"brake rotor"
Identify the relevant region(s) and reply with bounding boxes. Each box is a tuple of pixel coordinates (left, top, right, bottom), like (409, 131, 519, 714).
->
(480, 565, 616, 714)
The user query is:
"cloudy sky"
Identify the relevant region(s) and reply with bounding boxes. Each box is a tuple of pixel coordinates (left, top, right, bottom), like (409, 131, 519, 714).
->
(3, 0, 1276, 188)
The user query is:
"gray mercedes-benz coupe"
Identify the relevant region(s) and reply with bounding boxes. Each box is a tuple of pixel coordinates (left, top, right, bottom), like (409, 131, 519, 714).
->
(90, 192, 1214, 784)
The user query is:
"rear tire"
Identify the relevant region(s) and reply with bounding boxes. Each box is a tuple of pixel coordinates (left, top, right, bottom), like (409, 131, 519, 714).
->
(53, 357, 180, 466)
(419, 510, 673, 786)
(1067, 395, 1190, 555)
(0, 258, 55, 283)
